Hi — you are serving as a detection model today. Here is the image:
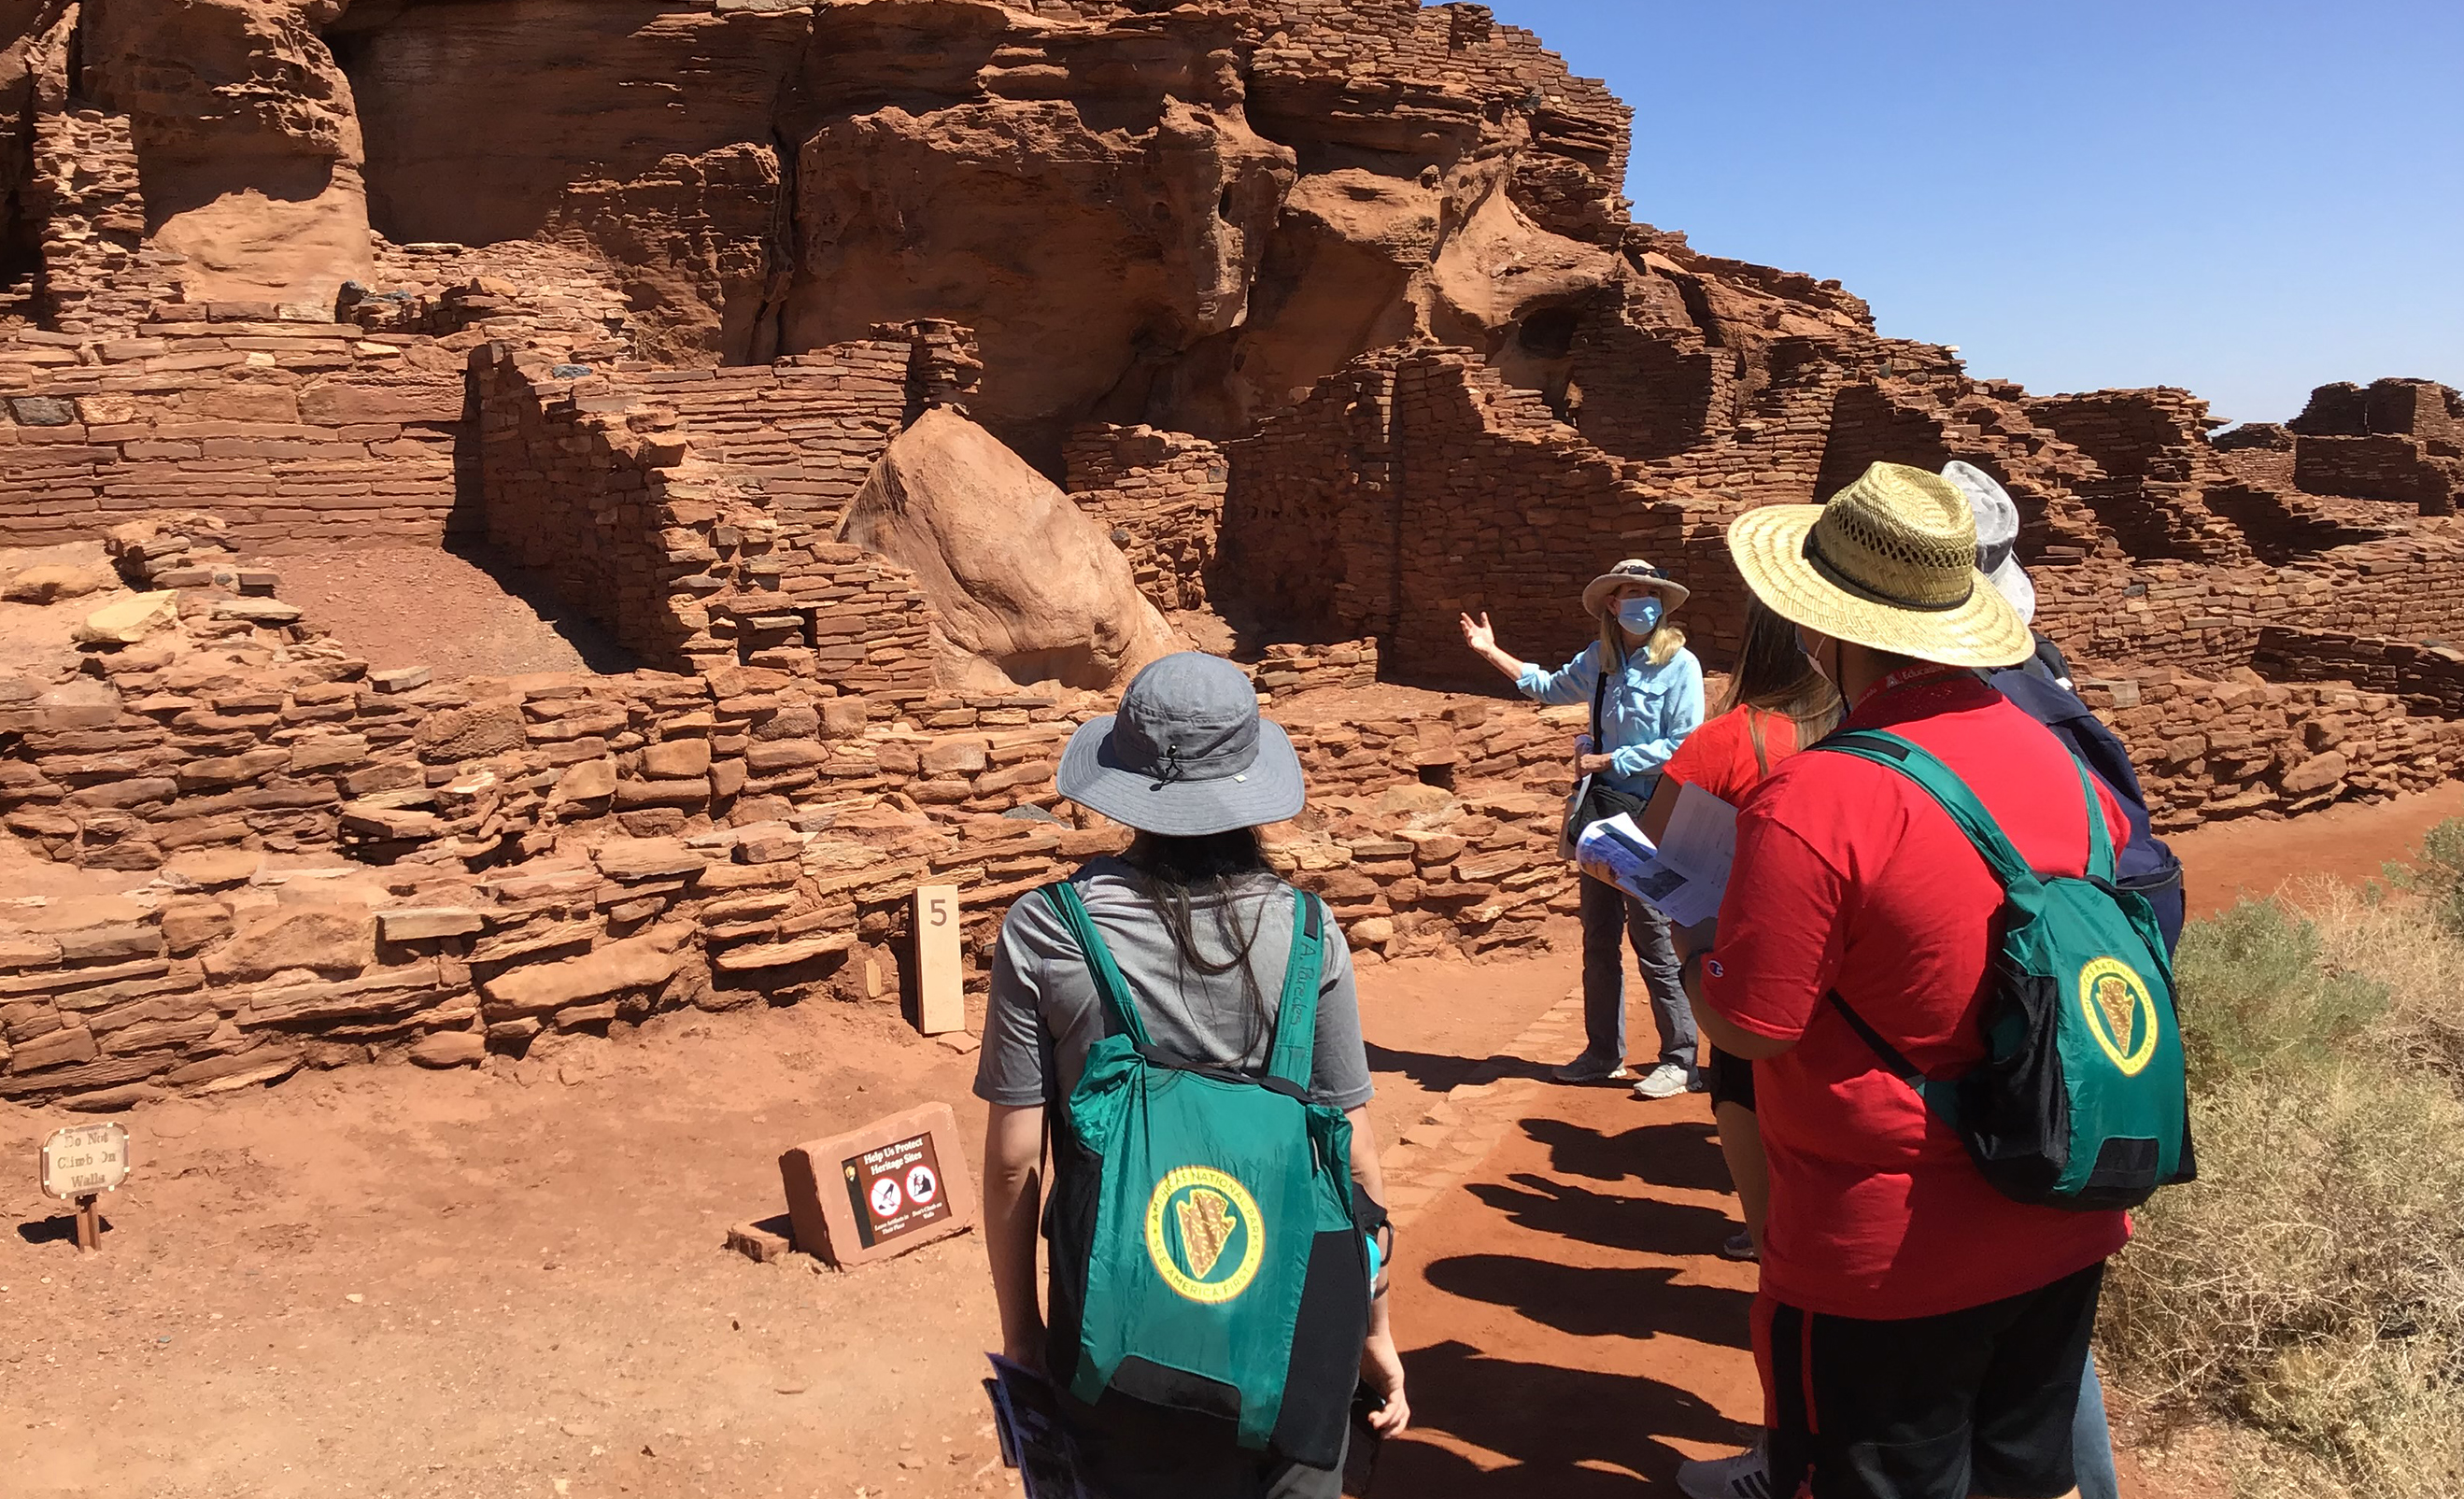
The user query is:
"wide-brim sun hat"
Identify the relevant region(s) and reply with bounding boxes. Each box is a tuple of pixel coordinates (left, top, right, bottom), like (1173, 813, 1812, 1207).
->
(1726, 460, 2034, 669)
(1939, 460, 2038, 625)
(1055, 651, 1306, 837)
(1579, 559, 1691, 618)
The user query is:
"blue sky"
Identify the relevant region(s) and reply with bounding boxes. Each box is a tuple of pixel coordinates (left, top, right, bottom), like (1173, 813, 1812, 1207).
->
(1480, 1, 2464, 426)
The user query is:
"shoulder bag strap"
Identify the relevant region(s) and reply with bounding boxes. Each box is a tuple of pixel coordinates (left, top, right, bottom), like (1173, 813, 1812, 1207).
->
(1813, 729, 2043, 898)
(1265, 887, 1324, 1091)
(1589, 647, 1610, 742)
(1037, 881, 1153, 1049)
(2075, 758, 2117, 884)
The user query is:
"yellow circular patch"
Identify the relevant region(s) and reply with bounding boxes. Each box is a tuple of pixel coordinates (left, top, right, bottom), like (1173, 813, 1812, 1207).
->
(2077, 955, 2160, 1076)
(1145, 1166, 1265, 1305)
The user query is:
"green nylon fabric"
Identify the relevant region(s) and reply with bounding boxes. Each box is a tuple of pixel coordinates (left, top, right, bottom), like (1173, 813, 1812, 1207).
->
(1819, 729, 2189, 1202)
(1040, 881, 1356, 1451)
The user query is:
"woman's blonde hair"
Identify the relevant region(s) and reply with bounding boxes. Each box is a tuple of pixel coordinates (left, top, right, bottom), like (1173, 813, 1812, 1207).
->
(1600, 612, 1687, 670)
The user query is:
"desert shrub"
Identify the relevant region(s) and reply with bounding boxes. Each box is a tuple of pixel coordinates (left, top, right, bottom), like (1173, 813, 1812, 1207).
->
(2168, 898, 2387, 1090)
(2105, 889, 2464, 1498)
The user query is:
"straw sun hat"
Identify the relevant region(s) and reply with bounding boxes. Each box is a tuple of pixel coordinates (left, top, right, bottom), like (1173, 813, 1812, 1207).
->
(1726, 460, 2033, 669)
(1579, 559, 1690, 618)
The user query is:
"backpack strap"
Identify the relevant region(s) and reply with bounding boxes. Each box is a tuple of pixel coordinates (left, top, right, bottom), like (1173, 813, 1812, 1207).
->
(1265, 887, 1324, 1092)
(1813, 729, 2042, 897)
(1038, 880, 1153, 1050)
(2076, 757, 2116, 884)
(1824, 990, 1963, 1126)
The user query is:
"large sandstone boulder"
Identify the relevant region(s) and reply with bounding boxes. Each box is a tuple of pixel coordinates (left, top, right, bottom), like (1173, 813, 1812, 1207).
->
(837, 408, 1180, 691)
(78, 0, 374, 310)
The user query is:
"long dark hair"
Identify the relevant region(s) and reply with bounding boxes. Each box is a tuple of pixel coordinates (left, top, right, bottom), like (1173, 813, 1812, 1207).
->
(1720, 597, 1844, 743)
(1120, 827, 1279, 1048)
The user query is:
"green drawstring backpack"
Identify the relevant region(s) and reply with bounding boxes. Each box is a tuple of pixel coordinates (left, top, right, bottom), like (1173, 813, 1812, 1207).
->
(1813, 729, 2197, 1210)
(1037, 880, 1376, 1466)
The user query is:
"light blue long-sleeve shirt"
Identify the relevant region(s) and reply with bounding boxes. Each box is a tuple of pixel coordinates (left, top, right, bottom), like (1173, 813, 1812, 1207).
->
(1518, 641, 1705, 797)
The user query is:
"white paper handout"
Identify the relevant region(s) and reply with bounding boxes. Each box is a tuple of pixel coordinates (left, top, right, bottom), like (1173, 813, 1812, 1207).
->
(1574, 782, 1740, 927)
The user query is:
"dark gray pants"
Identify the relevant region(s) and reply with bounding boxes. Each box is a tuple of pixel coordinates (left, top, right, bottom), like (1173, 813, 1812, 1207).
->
(1579, 872, 1694, 1071)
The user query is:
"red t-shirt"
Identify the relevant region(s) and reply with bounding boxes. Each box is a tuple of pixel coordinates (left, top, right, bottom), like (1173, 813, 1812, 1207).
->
(1700, 671, 2133, 1319)
(1661, 706, 1801, 806)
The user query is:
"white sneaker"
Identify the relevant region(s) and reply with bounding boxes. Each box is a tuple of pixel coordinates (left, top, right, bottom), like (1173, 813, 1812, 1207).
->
(1551, 1053, 1632, 1083)
(1630, 1061, 1692, 1099)
(1678, 1439, 1773, 1499)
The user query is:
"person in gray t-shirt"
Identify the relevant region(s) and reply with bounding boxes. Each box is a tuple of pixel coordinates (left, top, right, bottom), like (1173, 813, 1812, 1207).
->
(974, 652, 1408, 1499)
(975, 854, 1375, 1113)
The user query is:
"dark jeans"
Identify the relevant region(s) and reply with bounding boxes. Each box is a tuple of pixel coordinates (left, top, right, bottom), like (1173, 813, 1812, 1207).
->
(1578, 872, 1694, 1071)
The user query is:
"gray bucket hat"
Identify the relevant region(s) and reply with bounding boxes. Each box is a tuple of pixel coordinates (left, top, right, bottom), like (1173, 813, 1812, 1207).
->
(1055, 652, 1306, 836)
(1941, 460, 2037, 625)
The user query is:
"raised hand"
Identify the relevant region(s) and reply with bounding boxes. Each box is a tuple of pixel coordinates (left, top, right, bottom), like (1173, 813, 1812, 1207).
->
(1459, 611, 1496, 656)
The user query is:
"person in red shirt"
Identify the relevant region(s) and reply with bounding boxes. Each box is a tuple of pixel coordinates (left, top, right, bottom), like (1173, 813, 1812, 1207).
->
(1640, 598, 1841, 1257)
(1689, 462, 2131, 1499)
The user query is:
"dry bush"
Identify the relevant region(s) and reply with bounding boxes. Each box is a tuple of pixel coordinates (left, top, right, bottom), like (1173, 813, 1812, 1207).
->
(2104, 868, 2464, 1498)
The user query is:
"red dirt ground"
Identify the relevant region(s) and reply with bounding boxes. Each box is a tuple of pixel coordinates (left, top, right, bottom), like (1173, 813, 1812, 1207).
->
(9, 791, 2454, 1496)
(251, 544, 638, 681)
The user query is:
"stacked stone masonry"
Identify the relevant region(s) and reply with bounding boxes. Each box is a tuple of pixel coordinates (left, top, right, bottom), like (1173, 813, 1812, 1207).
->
(1064, 423, 1229, 613)
(2, 0, 2462, 1110)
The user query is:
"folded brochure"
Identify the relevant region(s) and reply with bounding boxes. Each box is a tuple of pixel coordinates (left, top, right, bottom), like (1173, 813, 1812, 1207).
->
(1575, 781, 1738, 927)
(984, 1353, 1094, 1498)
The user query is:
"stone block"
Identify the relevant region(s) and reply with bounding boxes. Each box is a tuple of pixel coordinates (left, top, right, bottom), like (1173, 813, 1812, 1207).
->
(414, 699, 525, 762)
(778, 1102, 976, 1271)
(202, 906, 375, 983)
(642, 738, 712, 778)
(378, 907, 486, 941)
(480, 934, 684, 1016)
(409, 1029, 486, 1068)
(74, 591, 178, 645)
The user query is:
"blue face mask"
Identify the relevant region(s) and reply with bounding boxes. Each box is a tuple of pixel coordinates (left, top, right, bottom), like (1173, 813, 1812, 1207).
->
(1617, 598, 1663, 635)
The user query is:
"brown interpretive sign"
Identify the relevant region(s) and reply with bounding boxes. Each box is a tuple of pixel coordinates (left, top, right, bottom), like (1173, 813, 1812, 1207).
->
(843, 1131, 953, 1250)
(780, 1102, 976, 1270)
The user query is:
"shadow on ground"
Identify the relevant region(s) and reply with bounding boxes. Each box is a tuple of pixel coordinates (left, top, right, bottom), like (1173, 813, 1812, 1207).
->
(1372, 1339, 1756, 1494)
(441, 539, 640, 673)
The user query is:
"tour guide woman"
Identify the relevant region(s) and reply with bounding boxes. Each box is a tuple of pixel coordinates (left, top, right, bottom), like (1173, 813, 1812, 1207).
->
(975, 651, 1408, 1496)
(1460, 560, 1706, 1097)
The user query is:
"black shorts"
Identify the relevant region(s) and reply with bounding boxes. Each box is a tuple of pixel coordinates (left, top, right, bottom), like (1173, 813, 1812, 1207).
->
(1704, 1043, 1756, 1111)
(1758, 1263, 2103, 1499)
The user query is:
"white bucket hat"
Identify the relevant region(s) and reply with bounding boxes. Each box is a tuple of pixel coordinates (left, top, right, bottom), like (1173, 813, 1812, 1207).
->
(1940, 460, 2037, 626)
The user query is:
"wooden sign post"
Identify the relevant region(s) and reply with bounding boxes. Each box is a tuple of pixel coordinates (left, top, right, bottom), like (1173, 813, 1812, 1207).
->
(39, 1122, 131, 1253)
(914, 883, 964, 1035)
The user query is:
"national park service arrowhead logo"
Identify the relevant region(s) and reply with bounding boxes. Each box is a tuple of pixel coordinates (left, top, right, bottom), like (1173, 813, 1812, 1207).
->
(2077, 955, 2160, 1076)
(1145, 1166, 1265, 1305)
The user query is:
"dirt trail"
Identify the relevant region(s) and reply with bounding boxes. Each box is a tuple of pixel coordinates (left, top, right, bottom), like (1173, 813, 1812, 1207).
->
(11, 781, 2459, 1496)
(0, 949, 1571, 1499)
(2172, 781, 2464, 915)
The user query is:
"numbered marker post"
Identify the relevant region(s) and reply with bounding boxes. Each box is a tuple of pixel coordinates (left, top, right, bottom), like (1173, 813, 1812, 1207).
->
(913, 883, 964, 1035)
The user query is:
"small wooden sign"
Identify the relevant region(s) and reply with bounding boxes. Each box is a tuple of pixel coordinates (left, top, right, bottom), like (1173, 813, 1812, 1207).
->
(914, 883, 964, 1035)
(39, 1121, 130, 1253)
(779, 1102, 976, 1270)
(41, 1122, 130, 1200)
